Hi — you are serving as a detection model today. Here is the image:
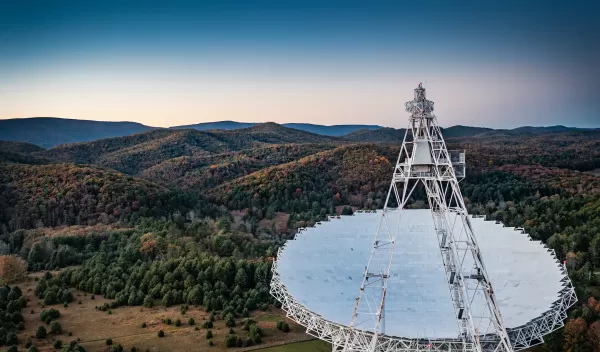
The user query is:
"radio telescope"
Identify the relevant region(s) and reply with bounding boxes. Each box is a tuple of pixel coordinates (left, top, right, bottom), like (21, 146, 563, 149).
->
(270, 84, 577, 352)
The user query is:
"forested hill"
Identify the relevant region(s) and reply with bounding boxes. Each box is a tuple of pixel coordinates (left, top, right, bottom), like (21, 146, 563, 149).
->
(37, 123, 338, 175)
(0, 141, 47, 164)
(0, 163, 201, 234)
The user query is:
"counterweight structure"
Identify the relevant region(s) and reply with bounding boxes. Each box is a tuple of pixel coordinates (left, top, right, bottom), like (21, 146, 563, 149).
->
(347, 84, 511, 352)
(270, 84, 577, 352)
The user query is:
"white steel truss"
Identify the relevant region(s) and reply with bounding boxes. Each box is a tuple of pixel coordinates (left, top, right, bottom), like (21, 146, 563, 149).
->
(270, 84, 577, 352)
(346, 83, 513, 352)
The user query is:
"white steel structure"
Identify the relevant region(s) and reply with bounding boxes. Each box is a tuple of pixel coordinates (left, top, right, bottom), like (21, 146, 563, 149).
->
(270, 84, 577, 352)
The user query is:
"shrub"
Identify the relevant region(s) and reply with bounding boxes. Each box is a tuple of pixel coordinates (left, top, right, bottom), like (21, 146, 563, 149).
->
(276, 321, 283, 330)
(225, 335, 237, 348)
(166, 318, 172, 325)
(208, 340, 214, 346)
(236, 336, 243, 347)
(282, 322, 290, 332)
(205, 330, 213, 339)
(202, 321, 213, 329)
(27, 346, 40, 352)
(174, 319, 181, 327)
(242, 318, 256, 331)
(158, 330, 165, 338)
(54, 340, 63, 349)
(40, 308, 61, 324)
(7, 346, 18, 352)
(90, 295, 95, 300)
(141, 322, 147, 328)
(110, 344, 123, 352)
(244, 337, 254, 347)
(249, 324, 263, 344)
(106, 338, 113, 345)
(36, 325, 47, 339)
(50, 321, 62, 334)
(188, 317, 195, 326)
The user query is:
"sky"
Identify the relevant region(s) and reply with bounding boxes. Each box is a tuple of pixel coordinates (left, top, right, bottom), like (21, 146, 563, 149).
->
(0, 0, 598, 129)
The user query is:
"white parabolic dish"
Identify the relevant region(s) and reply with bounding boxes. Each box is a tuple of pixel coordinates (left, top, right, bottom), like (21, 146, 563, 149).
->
(271, 209, 577, 350)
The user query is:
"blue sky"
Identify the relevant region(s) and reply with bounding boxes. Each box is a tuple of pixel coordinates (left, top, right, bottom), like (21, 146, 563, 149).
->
(0, 0, 598, 128)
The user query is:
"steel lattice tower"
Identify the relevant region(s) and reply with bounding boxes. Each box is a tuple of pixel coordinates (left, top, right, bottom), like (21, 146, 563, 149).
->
(345, 84, 514, 352)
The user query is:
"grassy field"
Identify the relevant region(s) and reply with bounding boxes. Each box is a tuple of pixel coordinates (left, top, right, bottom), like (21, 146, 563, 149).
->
(253, 339, 331, 352)
(16, 273, 310, 352)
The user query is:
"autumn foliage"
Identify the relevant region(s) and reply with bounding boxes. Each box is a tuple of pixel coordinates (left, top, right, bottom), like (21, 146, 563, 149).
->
(0, 255, 26, 284)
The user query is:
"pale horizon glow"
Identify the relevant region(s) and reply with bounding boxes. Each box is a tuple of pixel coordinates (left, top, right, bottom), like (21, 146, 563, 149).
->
(0, 59, 588, 129)
(1, 1, 598, 129)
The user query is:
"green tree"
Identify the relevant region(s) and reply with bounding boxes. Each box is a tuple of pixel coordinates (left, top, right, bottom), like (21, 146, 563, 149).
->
(50, 321, 62, 334)
(225, 312, 235, 327)
(36, 325, 47, 339)
(6, 332, 19, 345)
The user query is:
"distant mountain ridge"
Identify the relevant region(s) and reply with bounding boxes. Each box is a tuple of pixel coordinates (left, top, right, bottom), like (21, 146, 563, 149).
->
(172, 121, 382, 136)
(0, 117, 597, 148)
(0, 117, 154, 148)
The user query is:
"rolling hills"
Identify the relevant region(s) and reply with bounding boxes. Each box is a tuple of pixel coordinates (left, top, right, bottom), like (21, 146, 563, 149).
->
(36, 123, 339, 175)
(1, 117, 597, 148)
(1, 119, 600, 351)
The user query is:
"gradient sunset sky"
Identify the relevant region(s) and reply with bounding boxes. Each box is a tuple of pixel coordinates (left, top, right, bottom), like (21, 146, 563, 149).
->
(1, 0, 598, 128)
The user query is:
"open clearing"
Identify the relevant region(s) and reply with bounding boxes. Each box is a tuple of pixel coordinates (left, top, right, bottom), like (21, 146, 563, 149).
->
(16, 273, 309, 351)
(253, 339, 331, 352)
